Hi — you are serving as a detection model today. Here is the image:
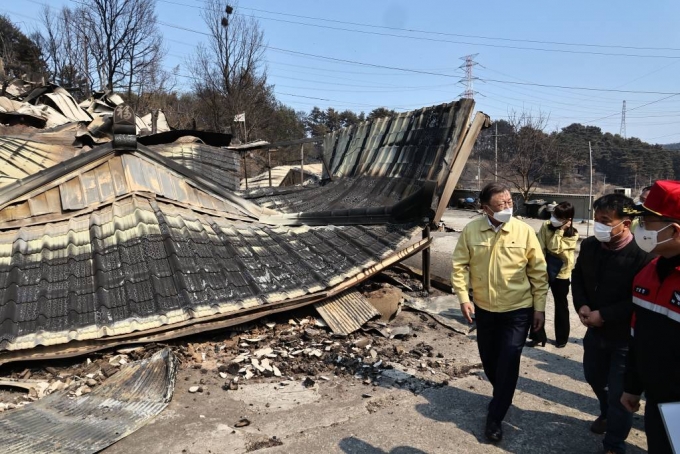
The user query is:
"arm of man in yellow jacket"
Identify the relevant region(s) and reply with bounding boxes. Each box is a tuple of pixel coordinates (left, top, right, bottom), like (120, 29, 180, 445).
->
(526, 229, 549, 331)
(451, 228, 474, 323)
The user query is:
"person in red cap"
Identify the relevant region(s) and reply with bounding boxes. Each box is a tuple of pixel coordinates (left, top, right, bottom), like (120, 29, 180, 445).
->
(621, 180, 680, 454)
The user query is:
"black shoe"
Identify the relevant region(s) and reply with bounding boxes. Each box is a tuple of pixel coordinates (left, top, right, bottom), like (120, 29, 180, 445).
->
(527, 339, 546, 347)
(485, 417, 503, 443)
(590, 416, 607, 434)
(555, 342, 567, 348)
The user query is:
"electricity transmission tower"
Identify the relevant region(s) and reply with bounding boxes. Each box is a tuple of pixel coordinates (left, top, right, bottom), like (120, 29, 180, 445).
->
(620, 100, 627, 139)
(459, 54, 479, 99)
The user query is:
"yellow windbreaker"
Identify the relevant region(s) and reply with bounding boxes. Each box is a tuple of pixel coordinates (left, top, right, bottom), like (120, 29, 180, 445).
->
(451, 216, 548, 312)
(536, 221, 578, 280)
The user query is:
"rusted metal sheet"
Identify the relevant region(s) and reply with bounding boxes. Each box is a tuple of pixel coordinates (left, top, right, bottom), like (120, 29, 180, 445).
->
(314, 289, 380, 335)
(0, 348, 178, 454)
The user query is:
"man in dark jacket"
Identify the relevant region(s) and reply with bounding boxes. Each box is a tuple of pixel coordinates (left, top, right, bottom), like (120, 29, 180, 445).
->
(621, 180, 680, 454)
(572, 194, 653, 454)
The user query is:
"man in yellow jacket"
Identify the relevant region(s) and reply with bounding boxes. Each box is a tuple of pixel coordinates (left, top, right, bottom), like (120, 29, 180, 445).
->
(451, 182, 548, 443)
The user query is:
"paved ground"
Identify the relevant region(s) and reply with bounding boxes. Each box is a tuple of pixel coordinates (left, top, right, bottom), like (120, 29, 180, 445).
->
(103, 209, 647, 454)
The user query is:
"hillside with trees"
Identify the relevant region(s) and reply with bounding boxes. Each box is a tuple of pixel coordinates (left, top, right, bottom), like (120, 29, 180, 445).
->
(465, 112, 677, 199)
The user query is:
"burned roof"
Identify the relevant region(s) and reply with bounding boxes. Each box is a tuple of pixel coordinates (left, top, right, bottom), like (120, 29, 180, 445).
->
(243, 100, 477, 218)
(0, 99, 485, 363)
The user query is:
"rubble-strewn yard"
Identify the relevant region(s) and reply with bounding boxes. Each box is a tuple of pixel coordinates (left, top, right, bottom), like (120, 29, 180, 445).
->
(0, 211, 648, 454)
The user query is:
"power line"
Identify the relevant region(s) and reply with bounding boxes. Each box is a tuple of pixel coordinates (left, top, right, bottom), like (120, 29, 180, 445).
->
(584, 93, 680, 124)
(156, 0, 680, 58)
(156, 20, 680, 96)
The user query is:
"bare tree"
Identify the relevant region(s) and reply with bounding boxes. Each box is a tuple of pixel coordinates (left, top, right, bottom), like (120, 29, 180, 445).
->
(79, 0, 163, 94)
(487, 111, 564, 201)
(189, 0, 270, 138)
(36, 5, 94, 97)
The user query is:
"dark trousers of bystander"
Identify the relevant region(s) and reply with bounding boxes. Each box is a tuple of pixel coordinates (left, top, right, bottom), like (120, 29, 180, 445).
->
(583, 328, 632, 454)
(474, 305, 533, 424)
(530, 278, 571, 346)
(644, 399, 674, 454)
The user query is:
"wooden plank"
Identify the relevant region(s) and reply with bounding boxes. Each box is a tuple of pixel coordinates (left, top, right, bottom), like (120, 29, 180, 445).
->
(0, 201, 31, 222)
(79, 170, 99, 206)
(27, 192, 50, 216)
(108, 156, 128, 196)
(95, 162, 114, 202)
(59, 177, 86, 211)
(433, 112, 490, 224)
(45, 187, 61, 213)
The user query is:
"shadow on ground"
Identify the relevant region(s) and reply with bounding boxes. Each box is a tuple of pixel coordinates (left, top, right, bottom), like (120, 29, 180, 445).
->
(339, 437, 428, 454)
(414, 383, 646, 454)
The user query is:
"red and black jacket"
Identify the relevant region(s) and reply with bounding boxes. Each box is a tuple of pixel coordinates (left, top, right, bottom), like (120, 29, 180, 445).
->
(624, 257, 680, 403)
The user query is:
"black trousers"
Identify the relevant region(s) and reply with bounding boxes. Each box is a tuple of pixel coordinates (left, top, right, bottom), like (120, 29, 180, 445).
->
(583, 329, 632, 454)
(475, 305, 533, 423)
(645, 399, 674, 454)
(529, 278, 570, 345)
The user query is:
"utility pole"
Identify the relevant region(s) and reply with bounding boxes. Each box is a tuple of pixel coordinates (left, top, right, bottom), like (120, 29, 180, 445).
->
(558, 171, 561, 194)
(267, 149, 272, 187)
(243, 152, 248, 190)
(620, 100, 627, 139)
(477, 154, 481, 190)
(494, 123, 498, 181)
(300, 144, 304, 184)
(221, 5, 233, 95)
(587, 142, 593, 238)
(459, 54, 479, 99)
(557, 147, 561, 193)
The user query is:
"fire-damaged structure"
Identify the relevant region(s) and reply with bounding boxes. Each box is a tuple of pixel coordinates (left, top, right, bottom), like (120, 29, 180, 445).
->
(0, 98, 488, 364)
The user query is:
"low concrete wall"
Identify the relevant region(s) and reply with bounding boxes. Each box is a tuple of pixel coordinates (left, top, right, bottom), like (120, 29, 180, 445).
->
(451, 189, 593, 220)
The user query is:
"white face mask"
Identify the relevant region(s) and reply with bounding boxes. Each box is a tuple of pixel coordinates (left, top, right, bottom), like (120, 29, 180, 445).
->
(634, 224, 674, 253)
(550, 216, 565, 228)
(594, 221, 624, 243)
(487, 207, 513, 223)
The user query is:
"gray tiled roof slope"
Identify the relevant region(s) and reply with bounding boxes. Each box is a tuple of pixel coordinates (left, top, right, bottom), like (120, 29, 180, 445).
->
(0, 194, 415, 351)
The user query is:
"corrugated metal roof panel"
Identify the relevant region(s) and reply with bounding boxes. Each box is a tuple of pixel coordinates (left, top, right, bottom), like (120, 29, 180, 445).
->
(0, 96, 71, 128)
(247, 100, 475, 214)
(314, 289, 380, 335)
(0, 348, 177, 454)
(44, 87, 93, 123)
(150, 142, 240, 191)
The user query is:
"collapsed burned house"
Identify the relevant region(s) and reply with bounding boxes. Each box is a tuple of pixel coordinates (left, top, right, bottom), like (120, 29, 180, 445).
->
(0, 97, 488, 364)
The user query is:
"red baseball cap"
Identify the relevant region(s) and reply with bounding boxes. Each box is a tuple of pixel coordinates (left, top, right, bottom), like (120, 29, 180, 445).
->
(629, 180, 680, 219)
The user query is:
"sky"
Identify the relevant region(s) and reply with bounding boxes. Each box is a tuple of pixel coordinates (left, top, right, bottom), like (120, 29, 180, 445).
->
(5, 0, 680, 144)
